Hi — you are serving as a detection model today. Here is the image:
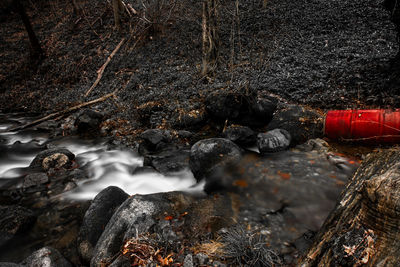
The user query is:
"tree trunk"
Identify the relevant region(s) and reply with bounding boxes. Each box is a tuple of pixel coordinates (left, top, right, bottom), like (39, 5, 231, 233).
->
(201, 0, 219, 76)
(113, 0, 123, 31)
(13, 0, 44, 60)
(299, 149, 400, 266)
(71, 0, 81, 15)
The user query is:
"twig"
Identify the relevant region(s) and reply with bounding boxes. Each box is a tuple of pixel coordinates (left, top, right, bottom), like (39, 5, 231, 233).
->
(85, 37, 126, 97)
(10, 89, 120, 132)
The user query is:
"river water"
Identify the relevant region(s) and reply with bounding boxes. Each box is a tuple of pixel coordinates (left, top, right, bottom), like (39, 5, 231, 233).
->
(0, 113, 199, 199)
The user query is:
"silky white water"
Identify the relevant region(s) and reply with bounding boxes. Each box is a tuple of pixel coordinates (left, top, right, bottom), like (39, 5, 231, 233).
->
(0, 114, 198, 200)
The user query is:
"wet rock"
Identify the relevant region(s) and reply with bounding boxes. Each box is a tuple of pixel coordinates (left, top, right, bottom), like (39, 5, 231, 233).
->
(177, 130, 193, 139)
(42, 153, 70, 171)
(139, 129, 172, 153)
(22, 172, 49, 189)
(0, 205, 36, 246)
(29, 148, 75, 171)
(75, 109, 104, 135)
(189, 138, 242, 182)
(143, 149, 190, 174)
(257, 129, 291, 154)
(183, 254, 193, 267)
(295, 138, 329, 153)
(194, 253, 209, 265)
(20, 247, 72, 267)
(77, 186, 129, 264)
(266, 105, 323, 145)
(91, 193, 173, 267)
(223, 125, 256, 146)
(205, 90, 277, 126)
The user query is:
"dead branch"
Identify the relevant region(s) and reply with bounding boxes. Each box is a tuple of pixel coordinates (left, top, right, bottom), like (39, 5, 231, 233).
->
(84, 37, 126, 97)
(10, 89, 120, 132)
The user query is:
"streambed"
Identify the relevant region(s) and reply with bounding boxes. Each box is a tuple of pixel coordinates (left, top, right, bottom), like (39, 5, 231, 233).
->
(0, 114, 198, 200)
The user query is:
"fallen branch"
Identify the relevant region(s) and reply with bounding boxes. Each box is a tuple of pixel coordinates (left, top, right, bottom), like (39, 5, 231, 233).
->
(10, 89, 119, 132)
(84, 37, 126, 97)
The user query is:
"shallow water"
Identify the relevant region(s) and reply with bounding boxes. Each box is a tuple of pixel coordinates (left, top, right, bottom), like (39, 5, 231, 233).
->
(0, 114, 198, 199)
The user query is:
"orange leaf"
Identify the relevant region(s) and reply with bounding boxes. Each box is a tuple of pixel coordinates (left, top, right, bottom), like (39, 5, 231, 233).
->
(233, 179, 248, 188)
(164, 215, 173, 221)
(277, 171, 291, 180)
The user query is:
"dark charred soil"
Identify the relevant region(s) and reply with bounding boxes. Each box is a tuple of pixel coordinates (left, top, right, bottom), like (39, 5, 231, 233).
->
(0, 0, 399, 125)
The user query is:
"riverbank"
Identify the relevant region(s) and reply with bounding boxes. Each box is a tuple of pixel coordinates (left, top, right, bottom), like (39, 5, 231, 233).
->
(1, 0, 400, 266)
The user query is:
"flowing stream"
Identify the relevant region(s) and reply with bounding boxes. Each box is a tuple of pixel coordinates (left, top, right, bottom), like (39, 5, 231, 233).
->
(0, 113, 199, 199)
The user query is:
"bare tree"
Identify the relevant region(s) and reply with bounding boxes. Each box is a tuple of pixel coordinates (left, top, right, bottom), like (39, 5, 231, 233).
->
(113, 0, 124, 31)
(12, 0, 44, 60)
(201, 0, 219, 76)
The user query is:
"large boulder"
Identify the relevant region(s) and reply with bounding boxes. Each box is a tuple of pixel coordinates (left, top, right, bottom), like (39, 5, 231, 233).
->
(266, 105, 323, 145)
(20, 247, 72, 267)
(90, 193, 191, 267)
(205, 90, 277, 126)
(77, 186, 129, 265)
(29, 148, 75, 171)
(189, 138, 243, 182)
(0, 205, 36, 247)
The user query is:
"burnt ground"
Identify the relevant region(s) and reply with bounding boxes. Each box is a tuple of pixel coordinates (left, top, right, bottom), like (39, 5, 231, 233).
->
(0, 0, 400, 129)
(0, 1, 400, 265)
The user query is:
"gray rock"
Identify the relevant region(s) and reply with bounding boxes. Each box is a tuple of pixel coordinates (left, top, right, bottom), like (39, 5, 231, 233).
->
(77, 186, 129, 264)
(189, 138, 242, 182)
(266, 105, 323, 145)
(194, 253, 209, 265)
(223, 125, 256, 146)
(257, 129, 291, 154)
(0, 205, 36, 246)
(183, 254, 193, 267)
(41, 153, 70, 171)
(90, 193, 171, 267)
(21, 247, 72, 267)
(139, 129, 172, 153)
(29, 148, 75, 171)
(22, 172, 49, 189)
(177, 130, 193, 139)
(143, 149, 190, 174)
(75, 109, 104, 135)
(205, 90, 277, 126)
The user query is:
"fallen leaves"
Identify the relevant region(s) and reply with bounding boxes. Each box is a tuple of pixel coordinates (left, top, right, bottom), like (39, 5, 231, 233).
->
(277, 170, 291, 180)
(233, 179, 248, 188)
(121, 236, 175, 266)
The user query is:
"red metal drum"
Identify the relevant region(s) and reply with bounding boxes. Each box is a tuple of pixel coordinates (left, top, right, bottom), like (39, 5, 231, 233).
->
(324, 110, 400, 143)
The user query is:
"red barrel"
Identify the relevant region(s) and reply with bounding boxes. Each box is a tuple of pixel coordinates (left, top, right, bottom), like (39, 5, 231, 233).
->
(324, 110, 400, 143)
